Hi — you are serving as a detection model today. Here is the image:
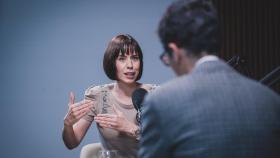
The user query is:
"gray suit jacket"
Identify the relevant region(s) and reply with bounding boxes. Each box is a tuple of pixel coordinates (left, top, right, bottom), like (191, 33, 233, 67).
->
(139, 60, 280, 158)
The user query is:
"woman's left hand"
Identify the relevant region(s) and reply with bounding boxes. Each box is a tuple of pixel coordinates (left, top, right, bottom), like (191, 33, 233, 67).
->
(94, 105, 137, 134)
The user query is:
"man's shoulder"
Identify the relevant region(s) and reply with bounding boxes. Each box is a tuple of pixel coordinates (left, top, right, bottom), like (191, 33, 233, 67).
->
(141, 83, 159, 92)
(145, 77, 191, 105)
(244, 78, 280, 102)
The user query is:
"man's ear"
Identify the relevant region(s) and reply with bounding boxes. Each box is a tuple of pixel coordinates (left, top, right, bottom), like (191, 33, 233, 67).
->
(168, 43, 182, 62)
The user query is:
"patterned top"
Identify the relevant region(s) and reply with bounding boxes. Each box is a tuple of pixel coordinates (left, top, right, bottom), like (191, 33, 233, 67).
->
(83, 83, 158, 158)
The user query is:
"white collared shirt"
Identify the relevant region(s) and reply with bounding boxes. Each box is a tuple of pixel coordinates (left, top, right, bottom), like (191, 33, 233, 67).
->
(195, 55, 219, 68)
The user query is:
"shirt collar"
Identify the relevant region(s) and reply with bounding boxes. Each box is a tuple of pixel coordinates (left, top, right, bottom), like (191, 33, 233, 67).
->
(195, 55, 219, 68)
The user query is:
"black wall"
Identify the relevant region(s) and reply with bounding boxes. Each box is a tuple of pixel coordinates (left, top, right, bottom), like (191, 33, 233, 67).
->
(212, 0, 280, 93)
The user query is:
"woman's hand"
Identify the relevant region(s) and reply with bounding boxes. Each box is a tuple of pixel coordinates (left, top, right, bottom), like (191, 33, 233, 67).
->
(64, 92, 93, 127)
(94, 105, 138, 134)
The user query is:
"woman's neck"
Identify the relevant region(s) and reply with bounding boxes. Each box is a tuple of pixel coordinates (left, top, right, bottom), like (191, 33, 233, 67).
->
(113, 81, 140, 98)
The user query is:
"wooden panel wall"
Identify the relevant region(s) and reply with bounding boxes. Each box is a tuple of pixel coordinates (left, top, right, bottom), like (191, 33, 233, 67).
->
(212, 0, 280, 93)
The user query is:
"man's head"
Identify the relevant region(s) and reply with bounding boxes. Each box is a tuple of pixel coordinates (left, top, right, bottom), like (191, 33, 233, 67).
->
(158, 0, 220, 75)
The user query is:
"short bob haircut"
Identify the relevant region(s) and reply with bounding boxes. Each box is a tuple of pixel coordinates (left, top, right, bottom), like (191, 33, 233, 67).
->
(103, 34, 143, 81)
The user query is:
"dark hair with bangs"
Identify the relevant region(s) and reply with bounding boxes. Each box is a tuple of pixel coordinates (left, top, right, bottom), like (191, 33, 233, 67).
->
(103, 34, 143, 81)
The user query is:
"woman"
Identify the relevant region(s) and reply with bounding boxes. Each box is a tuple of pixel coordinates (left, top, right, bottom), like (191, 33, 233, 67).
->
(62, 34, 157, 158)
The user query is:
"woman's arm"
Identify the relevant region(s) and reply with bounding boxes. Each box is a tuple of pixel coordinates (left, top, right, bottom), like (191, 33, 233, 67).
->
(63, 119, 91, 149)
(62, 92, 93, 149)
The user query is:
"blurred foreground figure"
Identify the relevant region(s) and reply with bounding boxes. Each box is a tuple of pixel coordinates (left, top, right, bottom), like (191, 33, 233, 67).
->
(139, 0, 280, 158)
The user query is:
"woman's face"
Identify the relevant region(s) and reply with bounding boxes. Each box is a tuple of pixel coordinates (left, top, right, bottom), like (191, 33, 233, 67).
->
(115, 51, 140, 84)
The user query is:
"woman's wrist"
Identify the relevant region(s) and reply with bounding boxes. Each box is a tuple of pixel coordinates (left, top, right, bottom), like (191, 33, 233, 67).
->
(64, 121, 73, 128)
(127, 124, 140, 140)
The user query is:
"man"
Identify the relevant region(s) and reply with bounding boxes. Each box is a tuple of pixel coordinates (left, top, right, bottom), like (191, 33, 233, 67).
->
(139, 0, 280, 158)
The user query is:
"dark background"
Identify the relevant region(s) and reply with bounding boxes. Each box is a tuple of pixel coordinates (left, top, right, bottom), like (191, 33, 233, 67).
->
(212, 0, 280, 93)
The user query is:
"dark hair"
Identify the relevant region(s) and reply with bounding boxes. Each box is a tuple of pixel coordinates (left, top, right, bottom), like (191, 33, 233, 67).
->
(158, 0, 220, 57)
(103, 34, 143, 81)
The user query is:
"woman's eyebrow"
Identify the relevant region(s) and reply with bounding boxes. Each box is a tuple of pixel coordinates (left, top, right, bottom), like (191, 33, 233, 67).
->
(118, 53, 126, 57)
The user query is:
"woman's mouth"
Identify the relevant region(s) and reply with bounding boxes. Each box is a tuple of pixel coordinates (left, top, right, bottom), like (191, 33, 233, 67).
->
(124, 72, 136, 79)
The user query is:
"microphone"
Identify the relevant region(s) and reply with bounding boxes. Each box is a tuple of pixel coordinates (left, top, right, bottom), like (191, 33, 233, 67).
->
(132, 88, 148, 123)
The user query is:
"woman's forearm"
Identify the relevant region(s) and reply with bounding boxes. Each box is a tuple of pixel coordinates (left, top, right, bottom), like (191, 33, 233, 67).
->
(62, 125, 79, 149)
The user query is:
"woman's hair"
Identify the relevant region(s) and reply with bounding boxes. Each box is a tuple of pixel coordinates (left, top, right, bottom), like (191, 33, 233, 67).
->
(103, 34, 143, 81)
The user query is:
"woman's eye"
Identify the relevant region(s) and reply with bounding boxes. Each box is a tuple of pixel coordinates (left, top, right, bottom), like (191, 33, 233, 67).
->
(131, 56, 139, 61)
(118, 57, 126, 61)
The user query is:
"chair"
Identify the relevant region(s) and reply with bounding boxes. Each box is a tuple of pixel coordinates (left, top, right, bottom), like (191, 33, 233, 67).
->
(80, 143, 102, 158)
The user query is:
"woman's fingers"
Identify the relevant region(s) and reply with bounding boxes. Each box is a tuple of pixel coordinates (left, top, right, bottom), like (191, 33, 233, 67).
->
(71, 102, 93, 117)
(70, 99, 92, 108)
(98, 123, 113, 129)
(95, 115, 116, 122)
(95, 114, 119, 130)
(69, 92, 75, 105)
(95, 119, 117, 127)
(75, 108, 91, 120)
(65, 99, 93, 124)
(64, 92, 94, 126)
(72, 100, 93, 112)
(96, 114, 116, 118)
(94, 107, 129, 132)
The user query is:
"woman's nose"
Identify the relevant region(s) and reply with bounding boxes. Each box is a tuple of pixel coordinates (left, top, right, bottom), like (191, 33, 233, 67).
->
(126, 59, 133, 68)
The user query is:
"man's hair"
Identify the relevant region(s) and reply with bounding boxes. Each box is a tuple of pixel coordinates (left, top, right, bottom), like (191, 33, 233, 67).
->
(158, 0, 220, 56)
(103, 34, 143, 81)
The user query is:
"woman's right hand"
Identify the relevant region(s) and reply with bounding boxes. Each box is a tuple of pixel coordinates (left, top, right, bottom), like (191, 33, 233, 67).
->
(64, 92, 93, 127)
